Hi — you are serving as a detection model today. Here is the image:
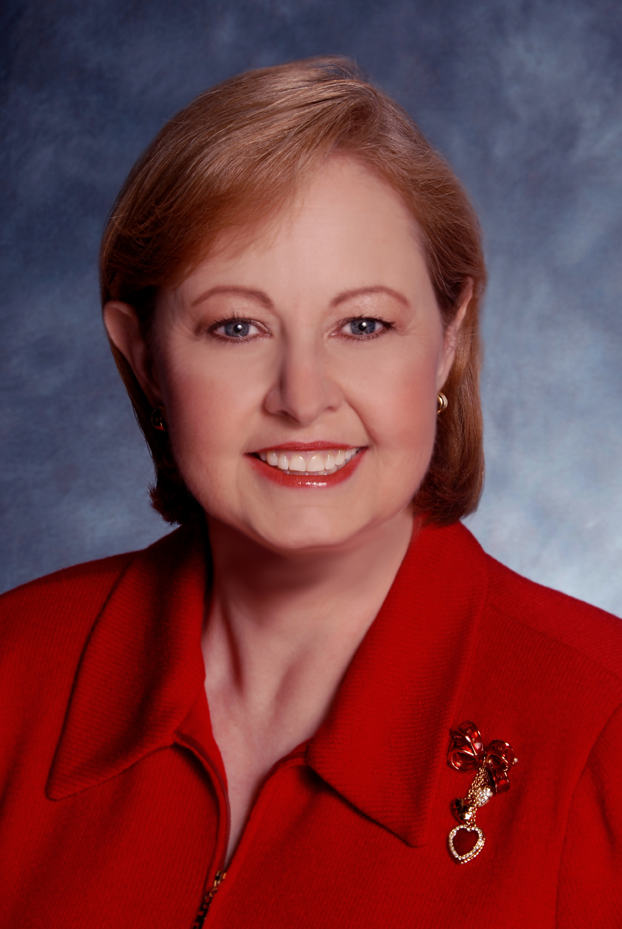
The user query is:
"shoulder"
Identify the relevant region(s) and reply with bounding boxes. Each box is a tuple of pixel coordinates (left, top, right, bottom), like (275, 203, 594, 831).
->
(0, 523, 205, 795)
(426, 522, 622, 728)
(0, 528, 194, 744)
(0, 551, 136, 636)
(479, 537, 622, 683)
(422, 521, 622, 704)
(0, 552, 139, 706)
(438, 522, 622, 681)
(0, 527, 189, 656)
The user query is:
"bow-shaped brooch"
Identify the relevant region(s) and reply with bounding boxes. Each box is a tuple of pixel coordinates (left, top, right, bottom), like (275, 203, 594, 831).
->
(446, 721, 518, 863)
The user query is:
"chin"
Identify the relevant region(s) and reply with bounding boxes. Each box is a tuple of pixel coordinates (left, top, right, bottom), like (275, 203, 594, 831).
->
(245, 510, 371, 555)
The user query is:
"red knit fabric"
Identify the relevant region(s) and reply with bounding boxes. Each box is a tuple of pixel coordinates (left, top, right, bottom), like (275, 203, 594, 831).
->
(1, 521, 621, 927)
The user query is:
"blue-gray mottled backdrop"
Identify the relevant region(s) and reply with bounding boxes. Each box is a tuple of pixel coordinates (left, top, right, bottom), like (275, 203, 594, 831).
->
(1, 0, 621, 614)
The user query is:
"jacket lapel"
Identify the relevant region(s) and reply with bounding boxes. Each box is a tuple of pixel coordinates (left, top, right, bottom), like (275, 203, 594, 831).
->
(306, 522, 490, 847)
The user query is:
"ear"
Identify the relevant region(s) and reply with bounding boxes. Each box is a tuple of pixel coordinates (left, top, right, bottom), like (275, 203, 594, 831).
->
(103, 301, 164, 407)
(436, 278, 473, 390)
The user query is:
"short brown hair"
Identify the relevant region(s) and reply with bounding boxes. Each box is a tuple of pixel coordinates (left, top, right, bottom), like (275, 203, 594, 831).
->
(100, 56, 486, 526)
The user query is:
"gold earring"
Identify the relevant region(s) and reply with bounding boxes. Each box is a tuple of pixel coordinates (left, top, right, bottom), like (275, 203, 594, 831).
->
(437, 392, 448, 415)
(151, 407, 167, 431)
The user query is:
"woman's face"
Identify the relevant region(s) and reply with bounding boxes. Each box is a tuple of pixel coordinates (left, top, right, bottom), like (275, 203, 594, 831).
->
(107, 156, 465, 554)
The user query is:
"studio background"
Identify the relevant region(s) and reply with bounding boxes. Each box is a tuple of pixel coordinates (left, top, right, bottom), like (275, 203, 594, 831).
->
(1, 0, 621, 616)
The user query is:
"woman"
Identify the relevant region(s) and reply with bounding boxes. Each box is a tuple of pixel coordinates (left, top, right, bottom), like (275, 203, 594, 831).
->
(1, 58, 621, 928)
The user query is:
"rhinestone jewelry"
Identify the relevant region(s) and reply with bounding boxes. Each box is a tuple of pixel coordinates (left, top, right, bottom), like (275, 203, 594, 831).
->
(446, 721, 518, 863)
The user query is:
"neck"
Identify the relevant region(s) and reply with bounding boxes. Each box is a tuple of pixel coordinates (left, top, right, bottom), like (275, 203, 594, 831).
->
(203, 510, 415, 698)
(201, 508, 416, 865)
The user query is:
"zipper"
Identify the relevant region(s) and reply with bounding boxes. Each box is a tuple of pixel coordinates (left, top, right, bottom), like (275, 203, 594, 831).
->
(187, 743, 307, 927)
(176, 733, 231, 929)
(191, 755, 230, 928)
(191, 870, 227, 929)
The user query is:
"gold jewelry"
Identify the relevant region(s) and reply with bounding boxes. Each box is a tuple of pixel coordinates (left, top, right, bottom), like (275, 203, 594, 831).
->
(447, 721, 518, 864)
(437, 392, 448, 414)
(151, 407, 167, 432)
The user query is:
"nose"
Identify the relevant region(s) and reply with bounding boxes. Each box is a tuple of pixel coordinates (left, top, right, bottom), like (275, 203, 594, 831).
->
(263, 335, 342, 426)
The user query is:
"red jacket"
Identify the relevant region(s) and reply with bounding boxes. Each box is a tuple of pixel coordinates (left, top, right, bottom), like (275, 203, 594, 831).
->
(1, 520, 621, 927)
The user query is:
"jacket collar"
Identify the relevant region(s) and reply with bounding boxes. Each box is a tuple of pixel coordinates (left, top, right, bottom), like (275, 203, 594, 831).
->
(47, 519, 490, 849)
(47, 519, 210, 799)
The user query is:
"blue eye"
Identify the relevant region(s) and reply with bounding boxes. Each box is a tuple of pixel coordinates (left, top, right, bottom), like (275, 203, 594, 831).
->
(346, 318, 384, 336)
(211, 318, 262, 339)
(224, 320, 251, 337)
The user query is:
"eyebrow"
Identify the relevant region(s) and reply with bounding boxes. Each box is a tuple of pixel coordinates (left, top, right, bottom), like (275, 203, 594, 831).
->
(191, 286, 274, 308)
(190, 284, 409, 310)
(330, 286, 409, 308)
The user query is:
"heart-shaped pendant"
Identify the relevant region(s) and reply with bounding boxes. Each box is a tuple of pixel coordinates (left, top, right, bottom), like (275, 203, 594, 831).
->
(446, 722, 518, 863)
(448, 824, 485, 863)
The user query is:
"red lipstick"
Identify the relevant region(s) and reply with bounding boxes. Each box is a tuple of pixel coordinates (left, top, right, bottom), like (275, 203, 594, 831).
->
(251, 441, 359, 454)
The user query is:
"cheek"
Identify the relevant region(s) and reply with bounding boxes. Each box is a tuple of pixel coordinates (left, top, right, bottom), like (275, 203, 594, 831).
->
(380, 396, 438, 483)
(157, 354, 262, 464)
(350, 349, 439, 453)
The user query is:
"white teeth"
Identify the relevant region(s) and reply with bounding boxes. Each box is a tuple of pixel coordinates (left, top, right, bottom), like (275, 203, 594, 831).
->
(257, 447, 361, 475)
(288, 454, 306, 472)
(306, 454, 326, 472)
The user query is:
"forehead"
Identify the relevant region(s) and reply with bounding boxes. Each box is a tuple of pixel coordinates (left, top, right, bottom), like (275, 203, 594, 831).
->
(168, 156, 431, 308)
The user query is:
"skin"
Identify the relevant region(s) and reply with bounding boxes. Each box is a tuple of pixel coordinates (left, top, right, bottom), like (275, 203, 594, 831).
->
(104, 155, 470, 864)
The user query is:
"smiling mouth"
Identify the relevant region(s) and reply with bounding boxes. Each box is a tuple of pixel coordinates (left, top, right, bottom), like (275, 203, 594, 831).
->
(253, 447, 362, 476)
